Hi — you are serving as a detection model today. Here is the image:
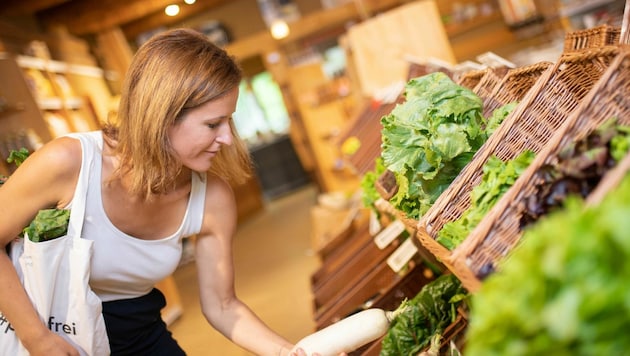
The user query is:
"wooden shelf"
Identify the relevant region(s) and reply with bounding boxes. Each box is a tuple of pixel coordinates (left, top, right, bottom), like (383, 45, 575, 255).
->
(559, 0, 616, 17)
(445, 13, 505, 37)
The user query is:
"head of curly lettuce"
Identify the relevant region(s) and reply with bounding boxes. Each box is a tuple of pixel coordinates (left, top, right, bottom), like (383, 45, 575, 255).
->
(380, 72, 486, 219)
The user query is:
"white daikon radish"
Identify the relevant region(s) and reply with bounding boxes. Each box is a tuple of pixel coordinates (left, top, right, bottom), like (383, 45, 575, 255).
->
(290, 308, 395, 356)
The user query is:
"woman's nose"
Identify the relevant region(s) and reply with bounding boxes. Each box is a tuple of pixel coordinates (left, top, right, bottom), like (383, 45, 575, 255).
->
(216, 126, 233, 146)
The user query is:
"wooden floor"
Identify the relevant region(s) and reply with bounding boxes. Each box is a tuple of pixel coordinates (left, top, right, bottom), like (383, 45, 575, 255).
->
(169, 184, 321, 355)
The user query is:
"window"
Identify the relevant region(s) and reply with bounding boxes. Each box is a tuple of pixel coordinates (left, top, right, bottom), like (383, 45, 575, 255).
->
(233, 72, 290, 146)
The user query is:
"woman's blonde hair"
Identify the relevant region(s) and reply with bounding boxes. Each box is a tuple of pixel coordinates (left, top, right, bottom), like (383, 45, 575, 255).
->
(104, 28, 251, 199)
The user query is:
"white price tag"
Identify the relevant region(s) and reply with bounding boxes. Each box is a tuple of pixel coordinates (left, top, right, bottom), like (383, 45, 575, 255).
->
(373, 220, 406, 249)
(369, 209, 382, 236)
(387, 237, 418, 273)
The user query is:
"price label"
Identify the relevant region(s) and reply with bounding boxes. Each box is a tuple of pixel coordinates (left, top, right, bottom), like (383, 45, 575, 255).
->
(369, 209, 382, 236)
(373, 219, 405, 249)
(387, 237, 418, 273)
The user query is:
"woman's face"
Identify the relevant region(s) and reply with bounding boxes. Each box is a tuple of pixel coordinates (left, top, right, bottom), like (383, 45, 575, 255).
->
(168, 88, 239, 173)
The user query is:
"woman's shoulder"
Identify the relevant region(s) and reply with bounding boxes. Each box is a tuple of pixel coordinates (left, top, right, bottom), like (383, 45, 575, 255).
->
(44, 130, 104, 168)
(31, 136, 83, 173)
(196, 173, 238, 238)
(5, 135, 84, 209)
(203, 173, 234, 201)
(201, 173, 237, 216)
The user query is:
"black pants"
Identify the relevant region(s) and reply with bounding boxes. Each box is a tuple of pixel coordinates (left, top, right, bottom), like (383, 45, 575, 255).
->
(102, 288, 186, 356)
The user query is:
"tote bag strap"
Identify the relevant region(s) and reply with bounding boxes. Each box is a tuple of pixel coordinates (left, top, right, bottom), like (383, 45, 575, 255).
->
(64, 133, 96, 240)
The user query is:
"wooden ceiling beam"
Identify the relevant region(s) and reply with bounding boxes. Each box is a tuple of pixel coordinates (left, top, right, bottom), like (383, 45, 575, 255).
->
(121, 0, 231, 40)
(37, 0, 175, 35)
(276, 0, 403, 45)
(0, 0, 70, 16)
(224, 0, 405, 60)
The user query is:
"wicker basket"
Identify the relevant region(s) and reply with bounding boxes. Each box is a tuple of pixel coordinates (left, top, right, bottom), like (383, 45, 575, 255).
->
(456, 68, 485, 90)
(448, 46, 630, 292)
(376, 64, 547, 235)
(471, 66, 510, 102)
(415, 46, 621, 279)
(373, 197, 418, 233)
(563, 24, 621, 53)
(481, 61, 552, 118)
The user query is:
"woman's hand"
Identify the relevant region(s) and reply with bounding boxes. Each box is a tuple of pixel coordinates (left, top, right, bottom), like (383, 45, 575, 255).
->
(25, 330, 80, 356)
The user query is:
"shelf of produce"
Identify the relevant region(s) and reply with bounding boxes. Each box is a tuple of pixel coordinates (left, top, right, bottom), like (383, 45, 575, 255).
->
(312, 235, 400, 314)
(347, 260, 436, 356)
(448, 46, 630, 291)
(417, 45, 621, 292)
(314, 258, 400, 330)
(310, 222, 372, 289)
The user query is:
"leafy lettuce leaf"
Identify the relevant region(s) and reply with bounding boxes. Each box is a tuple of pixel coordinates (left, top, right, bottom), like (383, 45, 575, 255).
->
(380, 72, 486, 218)
(466, 175, 630, 355)
(437, 150, 535, 250)
(360, 157, 387, 209)
(380, 274, 467, 356)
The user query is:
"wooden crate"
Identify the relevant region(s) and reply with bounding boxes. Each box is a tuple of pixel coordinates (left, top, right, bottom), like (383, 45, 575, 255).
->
(314, 259, 400, 330)
(310, 222, 371, 287)
(449, 47, 630, 291)
(312, 235, 399, 313)
(416, 46, 621, 277)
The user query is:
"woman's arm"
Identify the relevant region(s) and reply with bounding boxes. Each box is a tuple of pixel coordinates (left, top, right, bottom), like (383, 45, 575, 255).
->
(0, 137, 82, 355)
(194, 175, 295, 356)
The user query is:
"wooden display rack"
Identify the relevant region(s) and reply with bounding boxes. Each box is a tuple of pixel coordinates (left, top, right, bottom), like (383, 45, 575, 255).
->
(312, 230, 401, 327)
(0, 52, 106, 172)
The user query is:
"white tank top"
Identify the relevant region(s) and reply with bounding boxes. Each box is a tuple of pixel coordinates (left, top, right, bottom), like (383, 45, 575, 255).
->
(66, 131, 206, 302)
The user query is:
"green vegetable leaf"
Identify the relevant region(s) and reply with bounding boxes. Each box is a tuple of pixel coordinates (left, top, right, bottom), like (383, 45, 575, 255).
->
(7, 148, 30, 167)
(22, 209, 71, 242)
(485, 102, 517, 136)
(360, 157, 387, 209)
(3, 147, 71, 242)
(466, 175, 630, 355)
(437, 150, 535, 250)
(380, 274, 466, 356)
(379, 72, 487, 219)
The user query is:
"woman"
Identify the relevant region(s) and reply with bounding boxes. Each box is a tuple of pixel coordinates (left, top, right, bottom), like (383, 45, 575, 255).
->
(0, 28, 327, 355)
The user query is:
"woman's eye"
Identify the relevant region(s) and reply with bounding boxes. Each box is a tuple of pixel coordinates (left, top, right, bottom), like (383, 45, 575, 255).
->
(207, 122, 220, 129)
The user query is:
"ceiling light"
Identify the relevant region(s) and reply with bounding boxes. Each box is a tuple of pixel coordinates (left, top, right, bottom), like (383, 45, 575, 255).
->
(270, 19, 289, 40)
(184, 0, 196, 4)
(165, 4, 180, 16)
